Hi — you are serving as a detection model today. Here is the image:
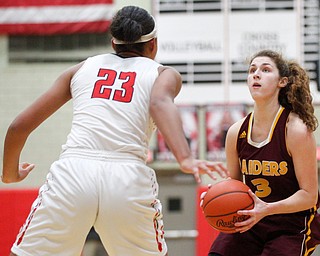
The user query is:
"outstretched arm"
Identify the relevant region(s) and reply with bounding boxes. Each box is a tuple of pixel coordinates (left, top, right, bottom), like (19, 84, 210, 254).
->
(2, 63, 83, 183)
(150, 66, 228, 182)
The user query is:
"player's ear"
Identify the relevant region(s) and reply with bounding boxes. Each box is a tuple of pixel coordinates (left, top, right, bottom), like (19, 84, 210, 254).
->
(279, 77, 288, 88)
(147, 38, 157, 59)
(111, 39, 117, 51)
(148, 38, 156, 51)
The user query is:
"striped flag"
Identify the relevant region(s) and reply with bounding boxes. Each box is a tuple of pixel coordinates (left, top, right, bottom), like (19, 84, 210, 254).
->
(0, 0, 114, 35)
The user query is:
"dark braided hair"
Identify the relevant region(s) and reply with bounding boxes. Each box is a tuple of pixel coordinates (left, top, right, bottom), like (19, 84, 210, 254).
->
(110, 6, 155, 54)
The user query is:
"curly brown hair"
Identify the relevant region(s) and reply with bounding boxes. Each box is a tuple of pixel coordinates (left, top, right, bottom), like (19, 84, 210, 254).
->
(249, 50, 318, 131)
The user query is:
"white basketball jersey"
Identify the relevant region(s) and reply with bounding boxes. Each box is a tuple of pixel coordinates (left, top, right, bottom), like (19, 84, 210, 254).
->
(62, 53, 161, 161)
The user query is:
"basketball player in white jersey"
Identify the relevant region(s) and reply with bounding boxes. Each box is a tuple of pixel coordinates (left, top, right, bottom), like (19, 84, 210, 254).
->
(2, 5, 228, 256)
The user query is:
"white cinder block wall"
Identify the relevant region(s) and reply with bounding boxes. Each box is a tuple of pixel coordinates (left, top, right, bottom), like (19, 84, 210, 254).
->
(0, 63, 74, 188)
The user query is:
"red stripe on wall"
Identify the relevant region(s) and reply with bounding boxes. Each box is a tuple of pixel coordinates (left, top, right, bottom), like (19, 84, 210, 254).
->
(0, 0, 113, 7)
(0, 20, 111, 35)
(196, 186, 220, 256)
(0, 189, 39, 256)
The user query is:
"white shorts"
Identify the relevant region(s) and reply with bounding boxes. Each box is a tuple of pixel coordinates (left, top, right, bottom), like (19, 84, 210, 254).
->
(11, 149, 167, 256)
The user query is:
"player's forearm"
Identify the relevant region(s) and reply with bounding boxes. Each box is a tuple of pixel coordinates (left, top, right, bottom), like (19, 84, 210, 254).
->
(2, 160, 20, 183)
(150, 100, 192, 164)
(2, 126, 27, 183)
(163, 129, 192, 165)
(266, 189, 317, 215)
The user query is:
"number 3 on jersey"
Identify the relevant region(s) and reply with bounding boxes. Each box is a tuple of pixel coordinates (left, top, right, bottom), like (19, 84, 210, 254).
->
(91, 68, 136, 103)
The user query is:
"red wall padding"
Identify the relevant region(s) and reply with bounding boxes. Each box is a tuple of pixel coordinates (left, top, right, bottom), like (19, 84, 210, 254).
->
(196, 186, 220, 256)
(0, 189, 38, 255)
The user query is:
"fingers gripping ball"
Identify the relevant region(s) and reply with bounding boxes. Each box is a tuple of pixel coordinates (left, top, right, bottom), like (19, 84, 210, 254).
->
(201, 179, 253, 234)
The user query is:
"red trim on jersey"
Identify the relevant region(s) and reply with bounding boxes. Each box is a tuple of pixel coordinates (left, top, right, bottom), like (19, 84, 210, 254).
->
(16, 197, 42, 245)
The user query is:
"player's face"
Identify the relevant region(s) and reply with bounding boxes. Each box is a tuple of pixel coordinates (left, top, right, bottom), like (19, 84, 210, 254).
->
(247, 56, 283, 102)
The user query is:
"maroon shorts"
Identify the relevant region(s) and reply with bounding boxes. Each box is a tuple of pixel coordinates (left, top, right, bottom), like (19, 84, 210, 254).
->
(209, 211, 320, 256)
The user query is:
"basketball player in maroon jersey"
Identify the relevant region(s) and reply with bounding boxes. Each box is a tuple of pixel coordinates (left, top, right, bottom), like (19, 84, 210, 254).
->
(207, 50, 320, 256)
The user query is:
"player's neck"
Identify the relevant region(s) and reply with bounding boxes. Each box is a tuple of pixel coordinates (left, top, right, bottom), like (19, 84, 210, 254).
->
(116, 51, 144, 58)
(253, 103, 281, 122)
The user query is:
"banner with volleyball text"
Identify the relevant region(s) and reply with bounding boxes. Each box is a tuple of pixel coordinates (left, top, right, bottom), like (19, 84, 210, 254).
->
(0, 0, 114, 35)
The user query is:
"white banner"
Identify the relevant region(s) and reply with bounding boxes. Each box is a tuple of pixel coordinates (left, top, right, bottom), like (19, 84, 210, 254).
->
(157, 13, 224, 62)
(157, 10, 298, 63)
(230, 11, 298, 61)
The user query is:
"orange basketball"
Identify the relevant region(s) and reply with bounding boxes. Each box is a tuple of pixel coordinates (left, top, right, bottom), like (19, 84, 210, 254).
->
(201, 179, 254, 234)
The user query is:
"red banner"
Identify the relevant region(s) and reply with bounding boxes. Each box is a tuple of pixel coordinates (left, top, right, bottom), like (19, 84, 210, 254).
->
(206, 104, 247, 161)
(0, 0, 114, 35)
(154, 105, 199, 162)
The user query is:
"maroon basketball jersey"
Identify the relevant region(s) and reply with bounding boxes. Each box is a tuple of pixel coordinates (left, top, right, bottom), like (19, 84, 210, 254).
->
(209, 106, 320, 256)
(237, 106, 299, 203)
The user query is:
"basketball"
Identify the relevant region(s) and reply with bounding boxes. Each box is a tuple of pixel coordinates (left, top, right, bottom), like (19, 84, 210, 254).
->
(201, 179, 254, 234)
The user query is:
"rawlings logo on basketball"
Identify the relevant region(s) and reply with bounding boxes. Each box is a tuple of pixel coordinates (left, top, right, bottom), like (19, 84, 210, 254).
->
(215, 215, 249, 229)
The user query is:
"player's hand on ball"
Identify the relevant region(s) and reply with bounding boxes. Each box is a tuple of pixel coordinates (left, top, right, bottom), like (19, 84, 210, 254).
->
(199, 184, 212, 207)
(235, 190, 268, 233)
(201, 179, 253, 233)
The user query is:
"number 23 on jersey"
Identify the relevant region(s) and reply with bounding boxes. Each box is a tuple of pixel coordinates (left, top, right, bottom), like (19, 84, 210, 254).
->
(91, 68, 136, 103)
